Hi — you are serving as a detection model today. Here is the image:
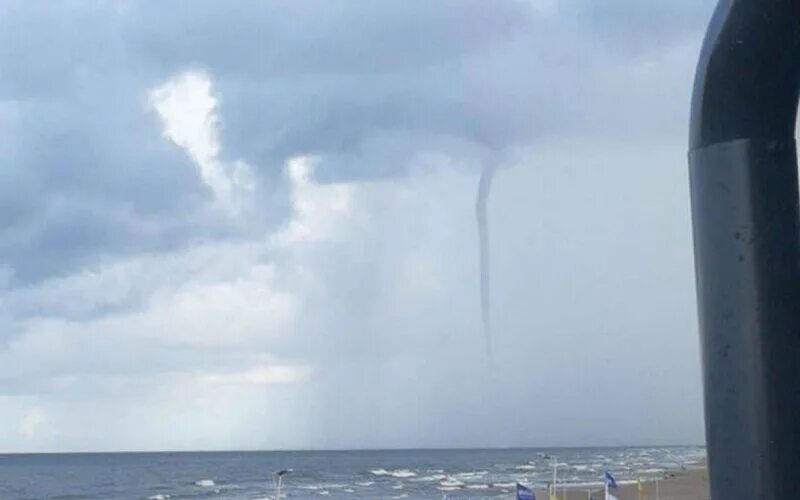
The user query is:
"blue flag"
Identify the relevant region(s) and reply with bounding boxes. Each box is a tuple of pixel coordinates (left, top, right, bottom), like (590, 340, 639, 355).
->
(604, 471, 618, 489)
(516, 482, 535, 500)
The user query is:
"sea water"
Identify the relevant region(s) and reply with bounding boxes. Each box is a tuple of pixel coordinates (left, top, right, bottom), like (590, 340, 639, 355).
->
(0, 446, 704, 499)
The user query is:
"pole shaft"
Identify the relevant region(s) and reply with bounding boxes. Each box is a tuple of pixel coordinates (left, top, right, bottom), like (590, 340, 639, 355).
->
(689, 1, 800, 498)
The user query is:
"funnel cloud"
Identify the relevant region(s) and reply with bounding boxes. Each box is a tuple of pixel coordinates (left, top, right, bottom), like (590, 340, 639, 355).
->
(476, 165, 496, 357)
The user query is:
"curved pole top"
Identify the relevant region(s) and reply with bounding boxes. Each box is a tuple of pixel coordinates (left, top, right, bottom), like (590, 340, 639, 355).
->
(690, 0, 800, 150)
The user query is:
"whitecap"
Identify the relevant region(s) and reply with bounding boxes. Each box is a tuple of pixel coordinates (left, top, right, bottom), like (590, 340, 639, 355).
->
(440, 477, 465, 488)
(371, 468, 416, 478)
(454, 471, 487, 480)
(194, 479, 215, 487)
(389, 469, 416, 478)
(411, 474, 446, 482)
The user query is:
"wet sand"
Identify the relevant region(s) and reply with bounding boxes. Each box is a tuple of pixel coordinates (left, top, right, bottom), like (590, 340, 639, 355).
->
(534, 467, 709, 500)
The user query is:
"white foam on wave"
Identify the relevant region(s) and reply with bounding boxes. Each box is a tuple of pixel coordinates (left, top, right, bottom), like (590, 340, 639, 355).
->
(300, 483, 348, 491)
(391, 483, 404, 489)
(147, 495, 170, 500)
(440, 477, 465, 488)
(318, 490, 330, 496)
(466, 484, 489, 489)
(370, 468, 417, 478)
(355, 480, 375, 486)
(194, 479, 215, 487)
(516, 464, 537, 471)
(390, 469, 416, 478)
(454, 471, 487, 480)
(411, 473, 447, 482)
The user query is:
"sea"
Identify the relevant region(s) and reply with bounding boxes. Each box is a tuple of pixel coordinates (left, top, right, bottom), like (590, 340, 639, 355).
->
(0, 446, 705, 500)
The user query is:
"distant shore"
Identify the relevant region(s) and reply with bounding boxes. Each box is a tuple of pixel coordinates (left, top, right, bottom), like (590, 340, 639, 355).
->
(534, 465, 708, 500)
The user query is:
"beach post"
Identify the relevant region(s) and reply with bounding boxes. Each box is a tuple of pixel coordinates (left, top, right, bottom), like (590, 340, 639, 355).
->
(689, 0, 800, 498)
(551, 456, 558, 499)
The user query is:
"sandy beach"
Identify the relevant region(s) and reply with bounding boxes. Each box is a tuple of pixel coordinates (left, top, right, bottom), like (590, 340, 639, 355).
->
(534, 467, 709, 500)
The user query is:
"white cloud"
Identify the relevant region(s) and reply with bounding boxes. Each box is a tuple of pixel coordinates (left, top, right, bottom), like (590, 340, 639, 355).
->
(272, 156, 357, 246)
(2, 248, 299, 381)
(150, 71, 253, 210)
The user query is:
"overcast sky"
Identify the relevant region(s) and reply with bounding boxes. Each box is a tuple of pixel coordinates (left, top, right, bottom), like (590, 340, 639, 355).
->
(0, 0, 717, 452)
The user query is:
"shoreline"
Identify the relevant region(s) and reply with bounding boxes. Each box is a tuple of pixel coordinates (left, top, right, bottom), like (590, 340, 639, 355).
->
(534, 465, 708, 500)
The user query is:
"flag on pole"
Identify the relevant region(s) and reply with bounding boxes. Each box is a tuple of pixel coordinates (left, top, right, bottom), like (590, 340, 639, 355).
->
(517, 482, 535, 500)
(604, 472, 618, 500)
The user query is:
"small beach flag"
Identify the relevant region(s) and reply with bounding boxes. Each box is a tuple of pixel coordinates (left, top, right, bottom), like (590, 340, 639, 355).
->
(517, 482, 535, 500)
(604, 472, 618, 500)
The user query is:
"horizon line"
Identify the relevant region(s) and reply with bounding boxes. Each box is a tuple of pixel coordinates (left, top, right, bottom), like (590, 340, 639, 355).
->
(0, 443, 706, 456)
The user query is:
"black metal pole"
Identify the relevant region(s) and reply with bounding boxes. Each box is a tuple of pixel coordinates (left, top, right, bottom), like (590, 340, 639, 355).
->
(689, 1, 800, 498)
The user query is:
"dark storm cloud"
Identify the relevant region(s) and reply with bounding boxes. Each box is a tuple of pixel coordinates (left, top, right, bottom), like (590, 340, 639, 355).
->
(0, 0, 716, 285)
